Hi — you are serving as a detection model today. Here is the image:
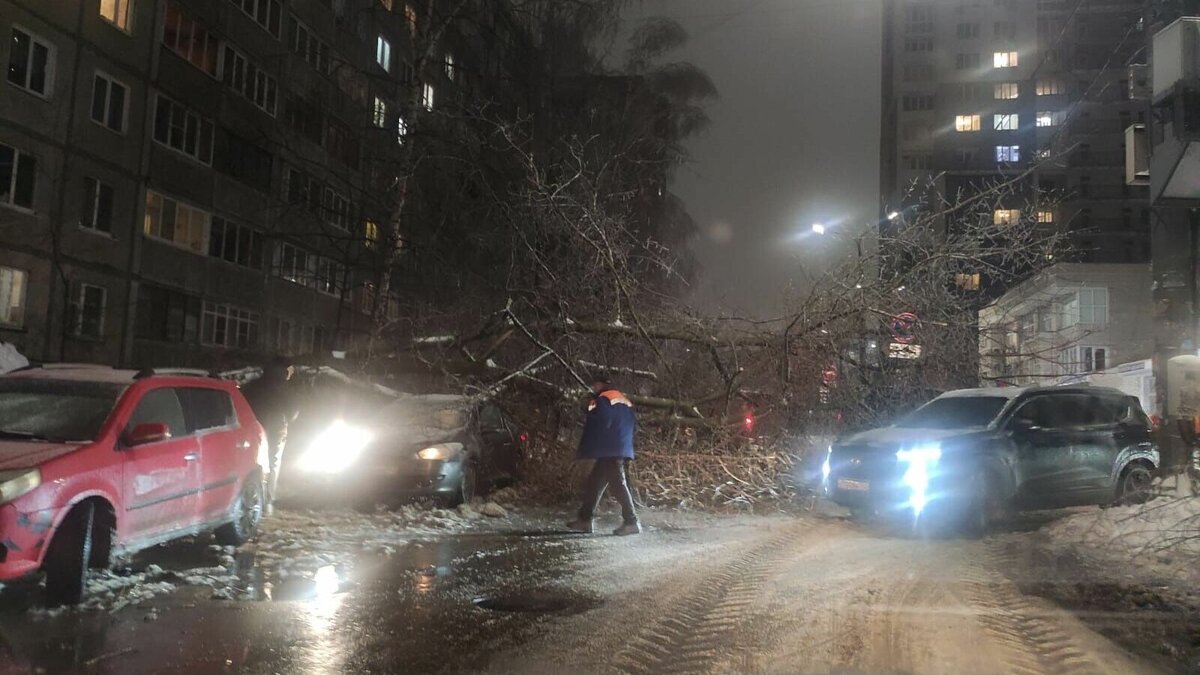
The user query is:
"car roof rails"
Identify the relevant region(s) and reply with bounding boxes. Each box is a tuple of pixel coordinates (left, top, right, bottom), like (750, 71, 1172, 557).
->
(10, 363, 113, 371)
(133, 368, 221, 380)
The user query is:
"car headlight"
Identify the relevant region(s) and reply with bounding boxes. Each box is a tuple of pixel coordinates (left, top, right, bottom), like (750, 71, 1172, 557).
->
(0, 468, 40, 504)
(416, 443, 464, 461)
(896, 445, 941, 516)
(297, 420, 374, 474)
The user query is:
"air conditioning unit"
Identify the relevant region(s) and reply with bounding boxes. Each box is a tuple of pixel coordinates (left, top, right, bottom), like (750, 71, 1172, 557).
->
(1126, 124, 1149, 185)
(1153, 18, 1200, 102)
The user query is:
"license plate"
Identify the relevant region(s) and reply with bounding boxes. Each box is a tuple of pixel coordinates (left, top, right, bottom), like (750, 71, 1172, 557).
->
(837, 478, 869, 491)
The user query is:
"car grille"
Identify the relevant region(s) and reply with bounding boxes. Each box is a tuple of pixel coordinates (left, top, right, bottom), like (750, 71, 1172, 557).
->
(832, 445, 901, 482)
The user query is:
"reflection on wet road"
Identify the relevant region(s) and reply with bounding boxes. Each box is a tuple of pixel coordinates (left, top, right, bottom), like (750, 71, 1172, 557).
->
(0, 523, 588, 675)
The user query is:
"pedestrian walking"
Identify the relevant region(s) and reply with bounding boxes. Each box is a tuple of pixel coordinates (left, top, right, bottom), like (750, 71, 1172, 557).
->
(241, 357, 298, 516)
(566, 375, 640, 536)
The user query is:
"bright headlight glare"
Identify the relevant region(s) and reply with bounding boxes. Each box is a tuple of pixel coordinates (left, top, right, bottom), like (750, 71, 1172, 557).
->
(0, 468, 41, 504)
(298, 420, 374, 474)
(896, 445, 941, 516)
(821, 446, 832, 482)
(417, 443, 463, 461)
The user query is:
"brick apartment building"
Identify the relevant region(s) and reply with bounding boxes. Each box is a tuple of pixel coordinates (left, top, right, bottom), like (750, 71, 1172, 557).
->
(0, 0, 520, 370)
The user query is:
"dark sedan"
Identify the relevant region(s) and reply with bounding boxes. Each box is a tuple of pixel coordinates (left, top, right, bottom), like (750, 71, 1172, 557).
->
(822, 385, 1159, 533)
(280, 394, 525, 507)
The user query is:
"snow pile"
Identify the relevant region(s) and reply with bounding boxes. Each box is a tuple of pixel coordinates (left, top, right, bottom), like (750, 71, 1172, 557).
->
(1044, 476, 1200, 581)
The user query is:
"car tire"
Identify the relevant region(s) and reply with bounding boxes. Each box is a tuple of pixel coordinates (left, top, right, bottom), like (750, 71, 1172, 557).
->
(215, 476, 264, 546)
(443, 461, 478, 508)
(1114, 462, 1154, 506)
(44, 503, 95, 606)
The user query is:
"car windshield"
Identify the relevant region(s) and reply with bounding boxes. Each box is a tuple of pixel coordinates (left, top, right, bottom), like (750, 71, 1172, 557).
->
(894, 396, 1009, 430)
(0, 378, 125, 443)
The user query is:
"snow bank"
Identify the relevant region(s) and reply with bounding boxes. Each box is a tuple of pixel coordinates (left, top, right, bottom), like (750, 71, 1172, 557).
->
(1043, 476, 1200, 582)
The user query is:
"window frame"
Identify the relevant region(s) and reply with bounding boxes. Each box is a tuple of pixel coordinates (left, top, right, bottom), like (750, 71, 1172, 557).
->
(90, 70, 130, 134)
(99, 0, 135, 33)
(143, 189, 211, 254)
(993, 113, 1018, 131)
(152, 94, 214, 165)
(81, 176, 116, 235)
(955, 114, 981, 132)
(0, 142, 38, 212)
(231, 0, 281, 38)
(162, 1, 221, 78)
(992, 50, 1019, 68)
(376, 36, 392, 72)
(75, 283, 108, 340)
(200, 300, 259, 349)
(0, 266, 28, 329)
(995, 144, 1020, 162)
(7, 26, 55, 99)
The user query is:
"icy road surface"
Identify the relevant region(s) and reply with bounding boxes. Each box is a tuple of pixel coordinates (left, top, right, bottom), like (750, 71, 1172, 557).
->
(0, 502, 1191, 674)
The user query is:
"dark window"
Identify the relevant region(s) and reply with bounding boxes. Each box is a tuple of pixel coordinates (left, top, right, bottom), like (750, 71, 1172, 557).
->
(7, 28, 52, 96)
(0, 143, 37, 209)
(479, 403, 505, 432)
(82, 177, 114, 233)
(214, 129, 273, 192)
(77, 284, 107, 339)
(209, 217, 265, 269)
(136, 285, 201, 342)
(895, 396, 1009, 429)
(125, 388, 187, 438)
(90, 73, 127, 132)
(176, 387, 237, 432)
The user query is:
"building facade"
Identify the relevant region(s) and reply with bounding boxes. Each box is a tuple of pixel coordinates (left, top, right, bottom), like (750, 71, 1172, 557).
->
(0, 0, 504, 370)
(978, 262, 1151, 386)
(880, 0, 1149, 268)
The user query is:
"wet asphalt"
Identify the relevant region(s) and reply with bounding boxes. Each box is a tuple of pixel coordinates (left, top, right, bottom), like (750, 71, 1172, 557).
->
(0, 518, 595, 675)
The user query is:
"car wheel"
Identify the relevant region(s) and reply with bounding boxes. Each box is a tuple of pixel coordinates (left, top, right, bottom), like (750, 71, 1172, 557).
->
(1115, 463, 1153, 505)
(443, 461, 478, 508)
(215, 476, 264, 546)
(44, 503, 95, 606)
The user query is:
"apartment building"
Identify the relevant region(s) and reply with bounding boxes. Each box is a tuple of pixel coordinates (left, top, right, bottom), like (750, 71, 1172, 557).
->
(880, 0, 1149, 271)
(0, 0, 498, 369)
(978, 262, 1151, 385)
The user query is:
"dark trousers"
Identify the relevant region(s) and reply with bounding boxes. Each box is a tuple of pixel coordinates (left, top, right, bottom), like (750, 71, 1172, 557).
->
(578, 458, 638, 524)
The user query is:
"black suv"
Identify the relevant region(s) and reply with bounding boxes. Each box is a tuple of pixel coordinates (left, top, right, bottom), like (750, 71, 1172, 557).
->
(823, 386, 1159, 531)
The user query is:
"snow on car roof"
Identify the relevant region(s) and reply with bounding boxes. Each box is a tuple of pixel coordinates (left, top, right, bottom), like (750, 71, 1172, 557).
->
(4, 366, 140, 384)
(938, 387, 1028, 399)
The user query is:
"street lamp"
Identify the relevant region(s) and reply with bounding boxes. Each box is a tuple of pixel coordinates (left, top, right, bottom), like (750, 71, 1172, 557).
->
(886, 211, 901, 221)
(811, 222, 826, 235)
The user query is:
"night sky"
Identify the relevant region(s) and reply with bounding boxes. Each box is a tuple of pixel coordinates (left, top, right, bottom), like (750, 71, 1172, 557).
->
(625, 0, 882, 316)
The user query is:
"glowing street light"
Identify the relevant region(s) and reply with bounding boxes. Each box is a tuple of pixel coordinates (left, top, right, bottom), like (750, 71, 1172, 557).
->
(811, 222, 826, 235)
(887, 211, 901, 221)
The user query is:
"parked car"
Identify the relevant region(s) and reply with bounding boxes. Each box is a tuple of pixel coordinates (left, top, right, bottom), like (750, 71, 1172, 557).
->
(281, 393, 526, 507)
(0, 365, 267, 604)
(823, 385, 1159, 533)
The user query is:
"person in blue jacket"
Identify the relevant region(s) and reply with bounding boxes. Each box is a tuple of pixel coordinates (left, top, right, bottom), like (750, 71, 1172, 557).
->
(566, 374, 640, 535)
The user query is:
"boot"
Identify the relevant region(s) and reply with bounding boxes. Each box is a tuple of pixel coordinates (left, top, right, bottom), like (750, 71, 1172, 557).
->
(565, 518, 593, 533)
(612, 521, 641, 536)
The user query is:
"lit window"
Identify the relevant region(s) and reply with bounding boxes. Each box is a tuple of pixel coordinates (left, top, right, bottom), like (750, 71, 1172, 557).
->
(76, 284, 107, 339)
(82, 177, 115, 233)
(91, 72, 128, 133)
(1036, 110, 1065, 127)
(144, 190, 210, 253)
(364, 220, 379, 248)
(376, 36, 391, 72)
(99, 0, 133, 31)
(7, 27, 55, 97)
(445, 52, 456, 81)
(396, 114, 407, 144)
(995, 145, 1020, 162)
(0, 266, 28, 328)
(0, 142, 38, 210)
(1036, 77, 1062, 95)
(993, 209, 1020, 225)
(404, 3, 417, 34)
(955, 114, 981, 132)
(1037, 210, 1054, 223)
(373, 97, 387, 127)
(993, 51, 1018, 68)
(993, 113, 1018, 131)
(422, 83, 435, 110)
(994, 82, 1018, 99)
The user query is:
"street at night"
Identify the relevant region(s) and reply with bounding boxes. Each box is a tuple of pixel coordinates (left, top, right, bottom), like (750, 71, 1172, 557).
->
(1, 500, 1196, 674)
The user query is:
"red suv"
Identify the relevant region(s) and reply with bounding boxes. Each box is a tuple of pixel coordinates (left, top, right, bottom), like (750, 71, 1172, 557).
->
(0, 365, 266, 604)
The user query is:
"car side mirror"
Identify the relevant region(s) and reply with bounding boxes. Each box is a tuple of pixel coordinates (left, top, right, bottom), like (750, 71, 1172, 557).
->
(123, 422, 172, 447)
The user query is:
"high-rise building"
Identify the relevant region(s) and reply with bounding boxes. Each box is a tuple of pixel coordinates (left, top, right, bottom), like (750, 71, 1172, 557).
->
(880, 0, 1149, 270)
(0, 0, 517, 369)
